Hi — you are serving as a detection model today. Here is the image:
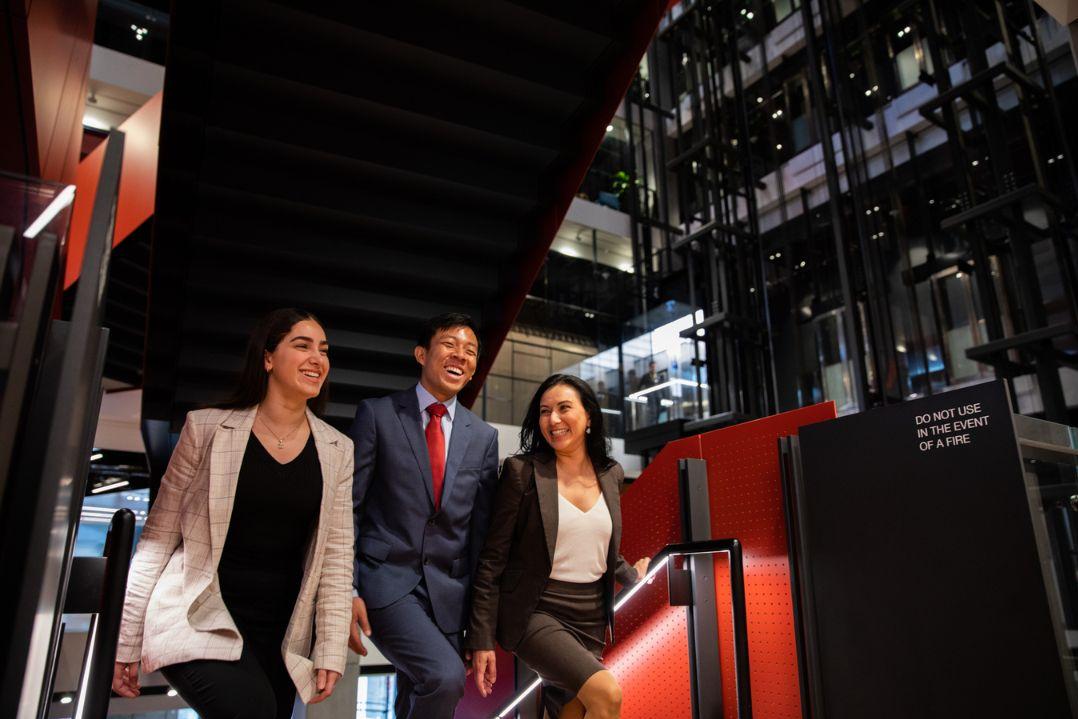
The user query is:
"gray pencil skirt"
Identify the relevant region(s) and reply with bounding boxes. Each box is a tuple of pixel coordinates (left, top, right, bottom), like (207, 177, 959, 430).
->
(514, 578, 607, 717)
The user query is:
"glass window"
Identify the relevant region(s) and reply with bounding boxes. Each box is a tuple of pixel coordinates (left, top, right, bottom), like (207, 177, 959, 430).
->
(357, 673, 396, 718)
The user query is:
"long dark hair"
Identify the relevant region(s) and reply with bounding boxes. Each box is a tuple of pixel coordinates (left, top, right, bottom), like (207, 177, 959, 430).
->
(519, 374, 613, 472)
(210, 308, 329, 415)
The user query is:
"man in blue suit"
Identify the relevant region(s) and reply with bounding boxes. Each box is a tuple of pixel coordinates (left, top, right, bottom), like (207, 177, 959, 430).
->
(349, 313, 500, 719)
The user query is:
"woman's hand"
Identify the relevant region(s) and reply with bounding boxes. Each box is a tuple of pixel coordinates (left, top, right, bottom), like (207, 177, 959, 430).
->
(112, 661, 141, 698)
(634, 557, 651, 580)
(472, 650, 497, 698)
(308, 669, 341, 704)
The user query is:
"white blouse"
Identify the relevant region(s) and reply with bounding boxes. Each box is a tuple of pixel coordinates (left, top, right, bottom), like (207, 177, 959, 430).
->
(549, 492, 612, 582)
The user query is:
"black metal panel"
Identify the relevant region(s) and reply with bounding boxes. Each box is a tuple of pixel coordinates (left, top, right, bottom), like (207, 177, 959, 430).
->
(792, 380, 1073, 718)
(678, 458, 724, 719)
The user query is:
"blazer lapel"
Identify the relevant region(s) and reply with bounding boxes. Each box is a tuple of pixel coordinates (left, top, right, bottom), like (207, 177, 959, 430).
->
(533, 456, 559, 563)
(208, 406, 257, 568)
(599, 464, 622, 569)
(441, 407, 473, 509)
(301, 409, 342, 598)
(395, 389, 435, 509)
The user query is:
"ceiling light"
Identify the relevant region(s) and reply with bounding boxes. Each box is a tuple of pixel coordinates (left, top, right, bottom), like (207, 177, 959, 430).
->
(606, 124, 614, 132)
(746, 11, 754, 19)
(849, 72, 855, 79)
(60, 696, 73, 705)
(168, 689, 178, 697)
(749, 287, 756, 293)
(865, 89, 872, 96)
(775, 143, 782, 150)
(23, 185, 76, 239)
(872, 85, 878, 91)
(90, 452, 103, 461)
(756, 96, 764, 103)
(896, 344, 907, 353)
(696, 328, 706, 337)
(799, 260, 807, 268)
(904, 25, 911, 33)
(873, 205, 880, 212)
(971, 160, 979, 167)
(775, 251, 781, 258)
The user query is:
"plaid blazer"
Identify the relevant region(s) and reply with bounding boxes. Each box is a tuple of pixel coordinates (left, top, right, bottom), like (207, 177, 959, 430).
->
(115, 406, 355, 703)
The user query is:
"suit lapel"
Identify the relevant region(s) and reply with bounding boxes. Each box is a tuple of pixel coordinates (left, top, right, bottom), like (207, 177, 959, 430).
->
(208, 406, 257, 567)
(395, 389, 435, 509)
(441, 406, 473, 510)
(534, 455, 559, 563)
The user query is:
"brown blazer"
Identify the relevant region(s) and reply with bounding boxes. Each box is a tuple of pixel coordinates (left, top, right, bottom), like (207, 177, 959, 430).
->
(467, 454, 638, 651)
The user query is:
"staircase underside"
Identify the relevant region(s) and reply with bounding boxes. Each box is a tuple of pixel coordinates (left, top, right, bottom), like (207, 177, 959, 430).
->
(143, 0, 666, 429)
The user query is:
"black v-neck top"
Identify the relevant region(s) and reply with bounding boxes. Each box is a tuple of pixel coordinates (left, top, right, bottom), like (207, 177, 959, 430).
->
(218, 432, 322, 632)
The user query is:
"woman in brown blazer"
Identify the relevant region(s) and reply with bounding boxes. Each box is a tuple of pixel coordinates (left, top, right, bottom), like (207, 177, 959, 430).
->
(111, 308, 354, 719)
(469, 374, 650, 719)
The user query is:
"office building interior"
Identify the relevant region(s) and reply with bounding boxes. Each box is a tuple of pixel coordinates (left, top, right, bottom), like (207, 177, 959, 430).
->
(2, 0, 1078, 717)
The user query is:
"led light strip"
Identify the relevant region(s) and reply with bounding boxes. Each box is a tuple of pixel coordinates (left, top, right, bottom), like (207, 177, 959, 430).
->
(23, 185, 76, 239)
(490, 554, 671, 717)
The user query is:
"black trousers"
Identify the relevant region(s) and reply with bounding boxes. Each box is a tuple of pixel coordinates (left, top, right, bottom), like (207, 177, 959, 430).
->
(160, 637, 295, 719)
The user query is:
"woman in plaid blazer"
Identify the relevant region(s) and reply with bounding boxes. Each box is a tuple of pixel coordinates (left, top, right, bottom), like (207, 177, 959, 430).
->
(112, 308, 355, 719)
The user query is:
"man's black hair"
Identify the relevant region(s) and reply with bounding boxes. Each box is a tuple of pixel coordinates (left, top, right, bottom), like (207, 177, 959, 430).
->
(416, 312, 482, 356)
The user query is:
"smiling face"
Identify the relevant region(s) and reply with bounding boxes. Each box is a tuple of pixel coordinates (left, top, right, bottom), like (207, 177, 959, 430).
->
(264, 319, 330, 401)
(539, 382, 591, 457)
(415, 325, 478, 401)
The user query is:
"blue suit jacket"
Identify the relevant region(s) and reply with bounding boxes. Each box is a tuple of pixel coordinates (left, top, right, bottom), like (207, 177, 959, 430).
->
(350, 386, 499, 633)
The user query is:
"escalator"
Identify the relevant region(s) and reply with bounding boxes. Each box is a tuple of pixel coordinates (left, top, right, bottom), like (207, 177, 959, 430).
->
(142, 0, 669, 430)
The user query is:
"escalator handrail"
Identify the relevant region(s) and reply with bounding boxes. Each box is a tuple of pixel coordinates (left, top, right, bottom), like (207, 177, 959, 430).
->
(493, 538, 752, 719)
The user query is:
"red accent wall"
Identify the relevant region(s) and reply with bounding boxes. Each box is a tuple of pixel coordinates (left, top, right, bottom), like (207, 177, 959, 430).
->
(702, 404, 836, 719)
(611, 403, 837, 718)
(0, 0, 97, 185)
(608, 435, 702, 719)
(65, 91, 161, 288)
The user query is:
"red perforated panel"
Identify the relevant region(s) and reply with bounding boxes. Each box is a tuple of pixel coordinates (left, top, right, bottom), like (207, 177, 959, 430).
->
(607, 435, 701, 719)
(701, 404, 837, 719)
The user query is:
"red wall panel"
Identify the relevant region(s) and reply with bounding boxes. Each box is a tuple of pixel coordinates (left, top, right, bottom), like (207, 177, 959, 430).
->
(0, 0, 96, 184)
(65, 91, 161, 288)
(608, 435, 702, 719)
(700, 404, 836, 719)
(610, 404, 835, 719)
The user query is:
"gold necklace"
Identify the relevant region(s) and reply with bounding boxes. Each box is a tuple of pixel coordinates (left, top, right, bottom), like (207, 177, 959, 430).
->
(256, 411, 306, 449)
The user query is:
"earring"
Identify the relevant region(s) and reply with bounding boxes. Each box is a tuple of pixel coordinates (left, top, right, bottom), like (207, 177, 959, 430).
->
(586, 426, 591, 434)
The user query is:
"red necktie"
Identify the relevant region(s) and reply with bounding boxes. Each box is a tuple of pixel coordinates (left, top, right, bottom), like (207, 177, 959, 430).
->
(425, 403, 448, 510)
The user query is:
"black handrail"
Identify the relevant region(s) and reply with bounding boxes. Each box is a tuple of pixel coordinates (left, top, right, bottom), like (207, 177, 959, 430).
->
(491, 538, 752, 719)
(69, 508, 135, 719)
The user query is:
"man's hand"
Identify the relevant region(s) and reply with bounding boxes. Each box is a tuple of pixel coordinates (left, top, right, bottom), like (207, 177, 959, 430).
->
(634, 556, 651, 580)
(112, 661, 141, 698)
(472, 650, 497, 698)
(308, 669, 341, 704)
(349, 597, 371, 656)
